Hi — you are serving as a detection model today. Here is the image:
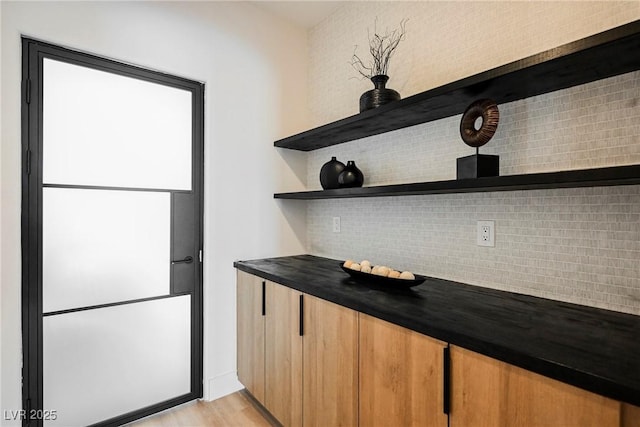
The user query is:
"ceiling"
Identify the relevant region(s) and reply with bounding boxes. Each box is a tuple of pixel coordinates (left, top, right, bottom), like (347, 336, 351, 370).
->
(248, 1, 346, 29)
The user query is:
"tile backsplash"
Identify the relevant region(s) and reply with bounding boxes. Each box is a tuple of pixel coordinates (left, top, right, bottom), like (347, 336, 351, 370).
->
(304, 3, 640, 315)
(304, 2, 640, 315)
(307, 187, 640, 315)
(306, 72, 640, 315)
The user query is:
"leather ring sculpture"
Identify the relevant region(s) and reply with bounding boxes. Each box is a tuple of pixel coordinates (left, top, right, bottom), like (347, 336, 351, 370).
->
(460, 99, 499, 148)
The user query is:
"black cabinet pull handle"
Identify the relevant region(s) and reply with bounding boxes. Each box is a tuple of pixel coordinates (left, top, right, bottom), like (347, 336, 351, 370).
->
(171, 256, 193, 265)
(443, 345, 451, 415)
(261, 281, 266, 316)
(299, 294, 304, 336)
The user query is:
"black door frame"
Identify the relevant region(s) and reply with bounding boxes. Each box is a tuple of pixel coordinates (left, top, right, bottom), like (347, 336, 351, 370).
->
(21, 38, 204, 427)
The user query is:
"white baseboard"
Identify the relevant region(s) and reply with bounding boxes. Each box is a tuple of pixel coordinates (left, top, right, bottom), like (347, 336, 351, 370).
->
(203, 371, 243, 401)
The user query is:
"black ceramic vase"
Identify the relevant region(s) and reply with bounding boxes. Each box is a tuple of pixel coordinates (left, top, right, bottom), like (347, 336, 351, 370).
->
(359, 75, 401, 112)
(319, 157, 345, 190)
(338, 161, 364, 188)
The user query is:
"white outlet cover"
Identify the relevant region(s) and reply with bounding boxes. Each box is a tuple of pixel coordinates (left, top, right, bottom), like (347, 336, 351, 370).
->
(332, 216, 341, 233)
(477, 220, 495, 247)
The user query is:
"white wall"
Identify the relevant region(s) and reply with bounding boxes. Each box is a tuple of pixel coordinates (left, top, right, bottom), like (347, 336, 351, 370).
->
(0, 1, 308, 422)
(305, 2, 640, 314)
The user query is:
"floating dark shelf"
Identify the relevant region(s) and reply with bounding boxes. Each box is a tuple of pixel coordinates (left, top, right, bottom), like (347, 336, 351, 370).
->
(274, 165, 640, 200)
(274, 20, 640, 151)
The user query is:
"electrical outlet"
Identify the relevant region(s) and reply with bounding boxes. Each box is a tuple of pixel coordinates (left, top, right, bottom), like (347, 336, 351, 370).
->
(332, 217, 341, 233)
(477, 220, 495, 247)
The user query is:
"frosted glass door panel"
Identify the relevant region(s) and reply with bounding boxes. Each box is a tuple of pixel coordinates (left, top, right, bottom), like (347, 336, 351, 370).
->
(42, 58, 192, 190)
(43, 296, 191, 426)
(43, 188, 170, 312)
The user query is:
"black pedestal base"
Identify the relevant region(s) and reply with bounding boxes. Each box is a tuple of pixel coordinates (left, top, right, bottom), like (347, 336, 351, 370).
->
(457, 154, 499, 179)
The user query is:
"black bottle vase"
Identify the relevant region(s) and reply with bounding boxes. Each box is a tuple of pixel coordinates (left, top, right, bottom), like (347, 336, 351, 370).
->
(319, 157, 345, 190)
(338, 161, 364, 188)
(359, 75, 401, 112)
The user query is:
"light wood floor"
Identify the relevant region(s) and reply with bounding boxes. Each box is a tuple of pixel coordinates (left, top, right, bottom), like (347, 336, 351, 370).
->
(128, 391, 278, 427)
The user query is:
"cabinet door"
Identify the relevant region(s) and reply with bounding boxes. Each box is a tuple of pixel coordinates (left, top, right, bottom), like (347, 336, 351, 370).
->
(265, 281, 303, 427)
(449, 346, 621, 427)
(622, 403, 640, 427)
(236, 271, 265, 403)
(359, 314, 448, 427)
(302, 295, 358, 427)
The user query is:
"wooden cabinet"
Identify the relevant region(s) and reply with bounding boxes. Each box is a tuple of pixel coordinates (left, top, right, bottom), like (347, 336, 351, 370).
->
(236, 272, 302, 425)
(449, 346, 622, 427)
(236, 271, 265, 404)
(237, 272, 358, 427)
(622, 403, 640, 427)
(264, 281, 303, 427)
(359, 314, 448, 427)
(303, 294, 358, 427)
(238, 270, 639, 427)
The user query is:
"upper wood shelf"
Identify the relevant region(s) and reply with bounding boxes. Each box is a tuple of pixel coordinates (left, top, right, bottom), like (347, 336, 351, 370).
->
(273, 165, 640, 199)
(274, 20, 640, 151)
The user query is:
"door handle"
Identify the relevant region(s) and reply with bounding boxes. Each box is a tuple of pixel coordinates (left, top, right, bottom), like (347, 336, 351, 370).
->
(171, 256, 193, 265)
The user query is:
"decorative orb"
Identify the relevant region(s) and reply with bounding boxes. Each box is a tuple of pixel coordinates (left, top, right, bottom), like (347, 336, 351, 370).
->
(460, 99, 499, 148)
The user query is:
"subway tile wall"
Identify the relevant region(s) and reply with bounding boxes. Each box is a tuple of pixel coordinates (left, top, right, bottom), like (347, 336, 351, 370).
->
(307, 188, 640, 315)
(304, 2, 640, 315)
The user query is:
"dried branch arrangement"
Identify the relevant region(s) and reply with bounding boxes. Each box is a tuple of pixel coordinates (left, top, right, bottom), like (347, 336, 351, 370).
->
(350, 18, 408, 79)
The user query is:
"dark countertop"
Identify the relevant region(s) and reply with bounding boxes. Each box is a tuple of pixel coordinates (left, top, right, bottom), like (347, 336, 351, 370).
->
(234, 254, 640, 407)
